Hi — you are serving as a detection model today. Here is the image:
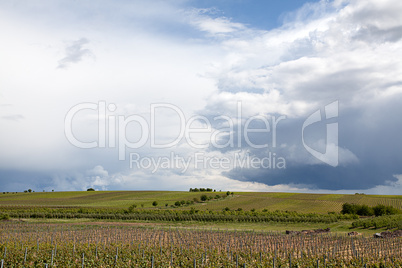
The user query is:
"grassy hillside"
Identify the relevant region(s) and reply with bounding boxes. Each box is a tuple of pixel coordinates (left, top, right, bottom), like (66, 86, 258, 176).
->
(0, 191, 401, 213)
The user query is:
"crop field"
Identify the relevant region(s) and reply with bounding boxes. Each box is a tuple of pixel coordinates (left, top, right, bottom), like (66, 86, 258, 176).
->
(0, 222, 401, 267)
(0, 191, 401, 267)
(1, 191, 401, 213)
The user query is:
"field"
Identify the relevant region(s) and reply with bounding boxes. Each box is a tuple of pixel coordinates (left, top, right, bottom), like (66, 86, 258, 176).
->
(1, 222, 401, 267)
(0, 191, 401, 267)
(1, 191, 401, 213)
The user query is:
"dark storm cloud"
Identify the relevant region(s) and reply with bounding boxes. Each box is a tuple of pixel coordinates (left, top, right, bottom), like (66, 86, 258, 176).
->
(215, 96, 402, 190)
(0, 169, 54, 192)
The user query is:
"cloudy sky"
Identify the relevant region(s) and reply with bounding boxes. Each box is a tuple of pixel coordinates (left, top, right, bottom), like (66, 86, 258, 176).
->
(1, 0, 402, 194)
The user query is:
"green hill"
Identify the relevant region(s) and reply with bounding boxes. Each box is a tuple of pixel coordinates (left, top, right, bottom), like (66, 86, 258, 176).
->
(0, 191, 400, 214)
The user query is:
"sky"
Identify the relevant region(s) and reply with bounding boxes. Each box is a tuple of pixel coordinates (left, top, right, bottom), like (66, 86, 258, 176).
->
(1, 0, 402, 194)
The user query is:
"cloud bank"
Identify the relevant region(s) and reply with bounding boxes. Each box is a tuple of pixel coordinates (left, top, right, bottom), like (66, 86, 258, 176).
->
(0, 0, 401, 194)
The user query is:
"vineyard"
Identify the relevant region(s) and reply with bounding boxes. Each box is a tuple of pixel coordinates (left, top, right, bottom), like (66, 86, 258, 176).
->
(0, 222, 401, 267)
(0, 206, 357, 224)
(1, 191, 401, 214)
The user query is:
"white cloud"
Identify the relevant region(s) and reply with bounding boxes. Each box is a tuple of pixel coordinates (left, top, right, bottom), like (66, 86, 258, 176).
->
(0, 0, 401, 194)
(192, 16, 245, 35)
(57, 38, 92, 69)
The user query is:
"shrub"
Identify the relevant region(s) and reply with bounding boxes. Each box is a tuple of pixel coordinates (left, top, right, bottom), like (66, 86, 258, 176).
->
(0, 213, 10, 220)
(128, 204, 137, 212)
(373, 204, 399, 216)
(200, 195, 208, 202)
(342, 203, 399, 217)
(357, 205, 374, 216)
(341, 203, 357, 214)
(152, 201, 158, 207)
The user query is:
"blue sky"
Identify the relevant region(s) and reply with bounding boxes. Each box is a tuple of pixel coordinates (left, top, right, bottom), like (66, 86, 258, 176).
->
(189, 0, 321, 29)
(1, 0, 402, 194)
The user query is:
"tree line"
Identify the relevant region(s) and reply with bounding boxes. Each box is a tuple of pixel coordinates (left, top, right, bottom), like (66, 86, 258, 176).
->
(341, 203, 400, 216)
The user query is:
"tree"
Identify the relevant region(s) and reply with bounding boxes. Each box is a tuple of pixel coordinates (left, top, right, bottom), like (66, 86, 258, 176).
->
(152, 201, 158, 207)
(28, 189, 32, 193)
(357, 205, 374, 216)
(226, 191, 230, 196)
(341, 203, 357, 214)
(200, 194, 208, 202)
(87, 188, 95, 191)
(373, 204, 399, 216)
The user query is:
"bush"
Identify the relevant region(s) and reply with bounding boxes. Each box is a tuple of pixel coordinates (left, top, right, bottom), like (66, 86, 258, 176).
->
(357, 205, 374, 216)
(200, 195, 208, 202)
(152, 201, 158, 207)
(0, 213, 10, 220)
(128, 204, 137, 212)
(342, 203, 399, 217)
(341, 203, 358, 214)
(373, 204, 399, 216)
